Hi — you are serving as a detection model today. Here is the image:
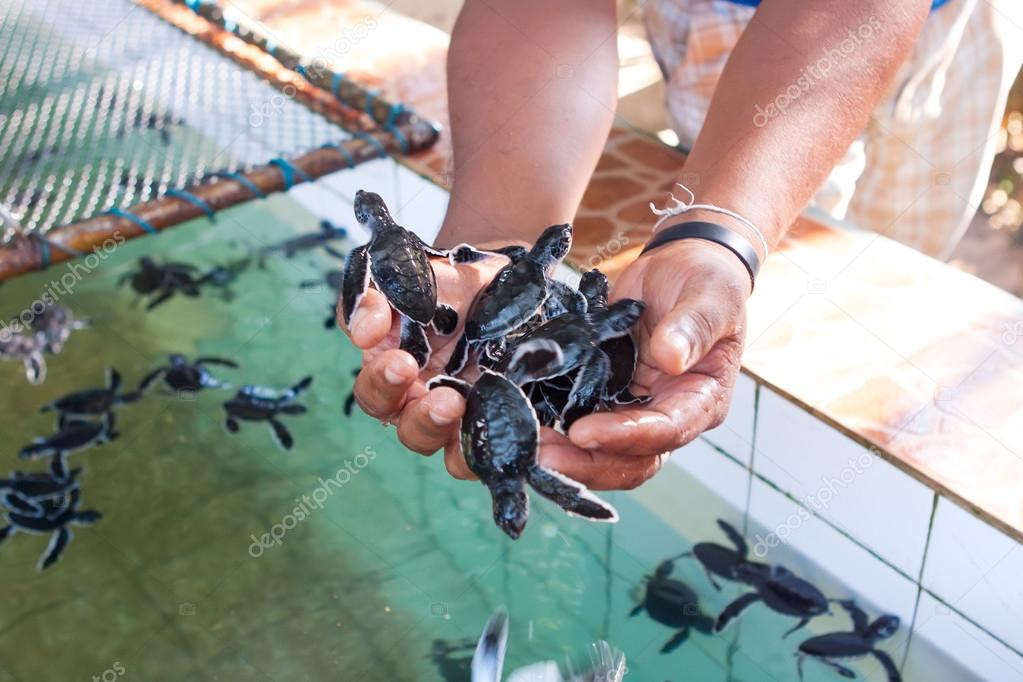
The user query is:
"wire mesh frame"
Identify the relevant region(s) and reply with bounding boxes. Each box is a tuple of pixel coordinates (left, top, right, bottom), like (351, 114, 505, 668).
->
(0, 0, 439, 280)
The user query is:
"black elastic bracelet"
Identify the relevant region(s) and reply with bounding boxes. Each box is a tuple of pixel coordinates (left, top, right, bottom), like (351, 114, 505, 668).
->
(641, 221, 760, 290)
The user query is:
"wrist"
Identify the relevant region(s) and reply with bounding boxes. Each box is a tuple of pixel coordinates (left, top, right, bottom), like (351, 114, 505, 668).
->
(658, 207, 769, 265)
(641, 237, 754, 299)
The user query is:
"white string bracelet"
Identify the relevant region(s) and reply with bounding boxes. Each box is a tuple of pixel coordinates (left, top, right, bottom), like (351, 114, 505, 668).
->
(649, 183, 770, 259)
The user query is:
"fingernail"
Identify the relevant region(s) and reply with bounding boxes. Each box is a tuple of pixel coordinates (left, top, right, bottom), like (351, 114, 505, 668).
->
(383, 364, 406, 385)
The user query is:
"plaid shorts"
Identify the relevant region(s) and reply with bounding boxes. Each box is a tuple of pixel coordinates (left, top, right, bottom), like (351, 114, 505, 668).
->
(645, 0, 1023, 259)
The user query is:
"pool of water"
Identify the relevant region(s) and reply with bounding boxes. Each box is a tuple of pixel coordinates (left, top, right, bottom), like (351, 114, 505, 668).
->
(0, 194, 973, 681)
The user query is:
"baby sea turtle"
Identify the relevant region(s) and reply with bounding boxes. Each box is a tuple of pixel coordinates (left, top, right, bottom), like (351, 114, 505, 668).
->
(341, 190, 458, 367)
(40, 367, 140, 418)
(29, 303, 90, 354)
(630, 556, 715, 653)
(138, 354, 238, 394)
(0, 467, 81, 517)
(119, 257, 202, 309)
(797, 600, 901, 682)
(445, 224, 575, 376)
(0, 488, 102, 571)
(680, 518, 767, 590)
(222, 376, 312, 450)
(498, 297, 645, 429)
(0, 327, 46, 384)
(428, 345, 618, 539)
(578, 269, 650, 406)
(715, 562, 829, 637)
(259, 219, 348, 262)
(471, 609, 509, 682)
(19, 412, 118, 481)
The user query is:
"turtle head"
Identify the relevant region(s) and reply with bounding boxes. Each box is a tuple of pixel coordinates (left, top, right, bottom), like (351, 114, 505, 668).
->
(867, 614, 900, 641)
(491, 479, 529, 540)
(353, 190, 393, 231)
(529, 224, 573, 268)
(578, 269, 609, 309)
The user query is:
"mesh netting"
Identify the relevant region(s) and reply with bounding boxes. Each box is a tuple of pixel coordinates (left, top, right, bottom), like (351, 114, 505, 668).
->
(0, 0, 351, 234)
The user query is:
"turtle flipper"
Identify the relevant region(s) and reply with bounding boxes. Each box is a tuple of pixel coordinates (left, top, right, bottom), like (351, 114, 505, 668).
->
(447, 244, 493, 265)
(137, 367, 166, 393)
(399, 316, 431, 368)
(613, 387, 652, 406)
(2, 492, 42, 517)
(592, 299, 645, 339)
(267, 418, 295, 450)
(872, 650, 900, 682)
(544, 280, 588, 318)
(39, 527, 71, 571)
(561, 351, 611, 429)
(431, 304, 459, 336)
(718, 519, 749, 557)
(503, 339, 564, 385)
(444, 333, 471, 376)
(714, 592, 761, 632)
(24, 353, 46, 385)
(50, 452, 70, 483)
(343, 390, 357, 416)
(661, 627, 690, 653)
(72, 510, 102, 525)
(425, 375, 472, 398)
(471, 609, 509, 682)
(340, 245, 370, 326)
(224, 416, 240, 434)
(526, 465, 618, 522)
(0, 525, 14, 543)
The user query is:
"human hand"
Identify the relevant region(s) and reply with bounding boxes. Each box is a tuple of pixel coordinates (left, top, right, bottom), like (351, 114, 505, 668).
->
(566, 239, 751, 471)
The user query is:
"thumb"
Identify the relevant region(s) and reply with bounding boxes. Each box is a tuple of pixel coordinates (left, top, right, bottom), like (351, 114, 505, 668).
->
(650, 285, 740, 376)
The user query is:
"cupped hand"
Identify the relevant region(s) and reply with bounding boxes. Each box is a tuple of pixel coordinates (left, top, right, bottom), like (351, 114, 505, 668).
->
(567, 239, 751, 466)
(338, 241, 519, 471)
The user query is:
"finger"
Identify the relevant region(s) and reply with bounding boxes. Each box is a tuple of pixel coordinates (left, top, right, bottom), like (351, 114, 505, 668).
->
(649, 283, 741, 376)
(443, 441, 476, 480)
(396, 387, 465, 455)
(353, 349, 419, 419)
(567, 372, 730, 457)
(338, 288, 392, 349)
(536, 430, 666, 491)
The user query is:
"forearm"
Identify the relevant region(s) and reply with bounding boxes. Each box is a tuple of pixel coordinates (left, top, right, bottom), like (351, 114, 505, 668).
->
(436, 0, 618, 248)
(680, 0, 929, 255)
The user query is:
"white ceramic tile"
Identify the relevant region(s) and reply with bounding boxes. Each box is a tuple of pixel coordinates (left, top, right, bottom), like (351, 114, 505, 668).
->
(701, 373, 756, 465)
(905, 592, 1023, 682)
(394, 165, 450, 244)
(671, 437, 750, 513)
(921, 497, 1023, 653)
(316, 156, 399, 206)
(753, 388, 933, 578)
(747, 477, 919, 622)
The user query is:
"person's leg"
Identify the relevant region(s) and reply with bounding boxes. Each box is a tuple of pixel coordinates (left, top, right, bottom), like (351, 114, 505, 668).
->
(845, 0, 1023, 259)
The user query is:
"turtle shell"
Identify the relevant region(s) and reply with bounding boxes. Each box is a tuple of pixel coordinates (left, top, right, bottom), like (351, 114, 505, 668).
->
(645, 579, 701, 628)
(368, 228, 437, 325)
(460, 371, 538, 479)
(464, 260, 547, 341)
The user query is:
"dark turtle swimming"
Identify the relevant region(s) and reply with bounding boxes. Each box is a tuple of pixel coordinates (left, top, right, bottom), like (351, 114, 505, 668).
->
(40, 367, 140, 418)
(259, 219, 347, 262)
(679, 518, 768, 590)
(444, 224, 576, 376)
(428, 344, 618, 539)
(797, 600, 901, 682)
(341, 190, 458, 367)
(577, 269, 650, 406)
(138, 354, 238, 394)
(0, 488, 102, 571)
(0, 303, 89, 384)
(631, 555, 715, 653)
(222, 376, 312, 450)
(119, 257, 202, 309)
(0, 467, 81, 517)
(498, 295, 645, 430)
(715, 562, 829, 637)
(20, 412, 118, 481)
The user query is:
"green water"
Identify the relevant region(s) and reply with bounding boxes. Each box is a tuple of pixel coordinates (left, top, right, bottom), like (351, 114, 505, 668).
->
(0, 196, 956, 681)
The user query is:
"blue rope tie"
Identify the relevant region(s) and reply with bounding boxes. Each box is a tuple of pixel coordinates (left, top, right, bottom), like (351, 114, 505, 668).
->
(321, 142, 356, 170)
(331, 72, 347, 100)
(295, 64, 307, 77)
(384, 103, 405, 128)
(165, 188, 216, 221)
(388, 126, 409, 155)
(353, 132, 387, 159)
(269, 158, 312, 190)
(106, 207, 159, 235)
(31, 234, 87, 269)
(210, 171, 266, 199)
(36, 238, 50, 269)
(363, 89, 378, 117)
(184, 0, 201, 11)
(224, 19, 238, 32)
